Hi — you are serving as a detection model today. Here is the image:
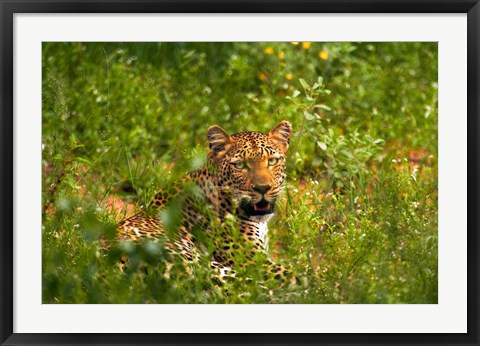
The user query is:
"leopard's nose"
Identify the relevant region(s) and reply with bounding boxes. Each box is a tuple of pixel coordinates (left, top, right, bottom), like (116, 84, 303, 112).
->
(252, 184, 272, 194)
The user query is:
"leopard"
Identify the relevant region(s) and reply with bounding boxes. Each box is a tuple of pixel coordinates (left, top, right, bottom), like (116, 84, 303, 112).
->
(115, 120, 295, 283)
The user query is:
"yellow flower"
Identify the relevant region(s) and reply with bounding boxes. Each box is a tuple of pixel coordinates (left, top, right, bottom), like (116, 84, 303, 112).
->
(291, 42, 300, 46)
(302, 42, 312, 49)
(264, 47, 274, 55)
(277, 51, 285, 59)
(319, 50, 329, 60)
(285, 73, 293, 81)
(258, 72, 268, 81)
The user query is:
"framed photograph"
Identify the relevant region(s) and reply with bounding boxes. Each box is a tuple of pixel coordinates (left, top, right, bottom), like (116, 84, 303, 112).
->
(1, 1, 478, 345)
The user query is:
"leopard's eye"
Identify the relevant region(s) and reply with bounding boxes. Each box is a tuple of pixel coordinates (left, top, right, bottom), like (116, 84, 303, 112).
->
(268, 158, 279, 166)
(233, 161, 247, 170)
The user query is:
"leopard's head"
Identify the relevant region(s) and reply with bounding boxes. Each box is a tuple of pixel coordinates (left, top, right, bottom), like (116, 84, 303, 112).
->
(207, 121, 293, 217)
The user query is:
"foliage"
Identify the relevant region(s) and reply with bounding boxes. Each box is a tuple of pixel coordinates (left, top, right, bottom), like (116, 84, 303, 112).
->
(42, 42, 438, 303)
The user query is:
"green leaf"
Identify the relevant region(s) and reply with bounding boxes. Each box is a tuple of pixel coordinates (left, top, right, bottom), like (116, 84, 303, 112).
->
(299, 78, 309, 90)
(292, 90, 301, 98)
(317, 141, 327, 150)
(75, 157, 92, 166)
(304, 111, 315, 121)
(314, 104, 332, 111)
(341, 150, 354, 159)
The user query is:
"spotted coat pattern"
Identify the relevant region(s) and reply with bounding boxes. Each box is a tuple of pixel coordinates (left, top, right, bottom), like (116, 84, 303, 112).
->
(116, 121, 294, 280)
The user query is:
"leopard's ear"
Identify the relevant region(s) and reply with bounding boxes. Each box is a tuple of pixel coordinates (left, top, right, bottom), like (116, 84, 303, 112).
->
(207, 125, 232, 158)
(268, 120, 293, 153)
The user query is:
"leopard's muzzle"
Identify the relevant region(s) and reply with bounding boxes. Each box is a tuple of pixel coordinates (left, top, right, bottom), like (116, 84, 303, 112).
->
(240, 197, 275, 216)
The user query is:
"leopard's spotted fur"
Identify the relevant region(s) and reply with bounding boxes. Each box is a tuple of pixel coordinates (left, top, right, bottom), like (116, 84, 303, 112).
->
(116, 121, 294, 281)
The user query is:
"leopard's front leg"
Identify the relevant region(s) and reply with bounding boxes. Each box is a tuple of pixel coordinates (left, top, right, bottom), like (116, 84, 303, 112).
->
(216, 220, 297, 285)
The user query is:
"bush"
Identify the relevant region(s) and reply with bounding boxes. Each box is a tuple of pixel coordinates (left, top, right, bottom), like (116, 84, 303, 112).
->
(42, 42, 438, 303)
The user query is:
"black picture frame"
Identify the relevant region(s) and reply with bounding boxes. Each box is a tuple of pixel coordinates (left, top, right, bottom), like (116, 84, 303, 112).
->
(1, 1, 479, 345)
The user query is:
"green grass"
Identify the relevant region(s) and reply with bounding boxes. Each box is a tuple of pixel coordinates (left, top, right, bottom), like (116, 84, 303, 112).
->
(42, 42, 438, 304)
